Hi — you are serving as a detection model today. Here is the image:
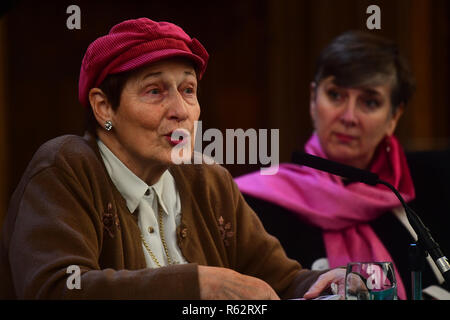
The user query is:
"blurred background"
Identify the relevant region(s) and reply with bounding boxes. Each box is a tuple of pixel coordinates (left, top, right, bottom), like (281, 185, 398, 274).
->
(0, 0, 449, 225)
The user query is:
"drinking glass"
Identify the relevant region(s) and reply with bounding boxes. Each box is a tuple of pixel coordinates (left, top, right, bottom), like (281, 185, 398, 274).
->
(345, 262, 397, 300)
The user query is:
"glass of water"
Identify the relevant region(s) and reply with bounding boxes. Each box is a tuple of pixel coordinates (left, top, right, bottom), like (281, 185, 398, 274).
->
(345, 262, 397, 300)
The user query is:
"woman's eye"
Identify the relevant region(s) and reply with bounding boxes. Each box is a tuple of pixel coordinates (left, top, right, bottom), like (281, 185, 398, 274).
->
(183, 87, 196, 95)
(148, 88, 160, 95)
(327, 89, 342, 101)
(364, 99, 380, 109)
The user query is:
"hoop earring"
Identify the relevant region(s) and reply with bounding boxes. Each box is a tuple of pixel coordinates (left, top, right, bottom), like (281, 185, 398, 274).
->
(105, 120, 113, 131)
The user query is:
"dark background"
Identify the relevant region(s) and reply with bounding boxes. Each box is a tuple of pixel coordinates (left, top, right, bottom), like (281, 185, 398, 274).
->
(0, 0, 449, 225)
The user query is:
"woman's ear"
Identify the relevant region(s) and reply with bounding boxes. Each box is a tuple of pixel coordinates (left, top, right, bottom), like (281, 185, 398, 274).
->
(386, 104, 404, 137)
(88, 88, 114, 127)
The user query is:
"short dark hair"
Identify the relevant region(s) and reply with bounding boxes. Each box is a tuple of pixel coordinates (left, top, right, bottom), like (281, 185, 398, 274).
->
(313, 31, 416, 112)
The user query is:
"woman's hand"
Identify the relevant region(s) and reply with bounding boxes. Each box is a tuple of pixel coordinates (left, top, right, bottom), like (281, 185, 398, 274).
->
(303, 268, 346, 299)
(198, 265, 280, 300)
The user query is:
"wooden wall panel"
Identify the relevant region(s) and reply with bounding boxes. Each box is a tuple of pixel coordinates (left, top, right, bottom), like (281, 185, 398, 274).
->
(0, 17, 7, 225)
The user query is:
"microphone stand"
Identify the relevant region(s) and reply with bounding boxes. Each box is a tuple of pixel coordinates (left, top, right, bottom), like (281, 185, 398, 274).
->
(409, 243, 424, 300)
(291, 151, 450, 292)
(376, 179, 450, 290)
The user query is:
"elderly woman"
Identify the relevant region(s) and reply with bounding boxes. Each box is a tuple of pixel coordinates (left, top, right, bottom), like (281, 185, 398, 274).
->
(236, 31, 448, 300)
(0, 18, 344, 299)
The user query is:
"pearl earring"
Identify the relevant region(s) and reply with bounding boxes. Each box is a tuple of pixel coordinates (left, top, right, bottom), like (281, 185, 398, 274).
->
(385, 136, 391, 152)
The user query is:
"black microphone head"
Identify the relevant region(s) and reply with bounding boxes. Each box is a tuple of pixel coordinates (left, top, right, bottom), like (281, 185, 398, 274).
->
(291, 151, 379, 186)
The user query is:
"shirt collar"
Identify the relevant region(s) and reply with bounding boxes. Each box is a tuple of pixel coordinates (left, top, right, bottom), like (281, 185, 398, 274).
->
(150, 172, 171, 216)
(98, 139, 173, 215)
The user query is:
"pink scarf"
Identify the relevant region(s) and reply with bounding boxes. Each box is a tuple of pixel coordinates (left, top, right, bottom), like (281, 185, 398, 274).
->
(235, 133, 415, 300)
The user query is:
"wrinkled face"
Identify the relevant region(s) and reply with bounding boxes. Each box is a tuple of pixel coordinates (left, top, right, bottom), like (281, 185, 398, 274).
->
(310, 76, 402, 169)
(110, 59, 200, 168)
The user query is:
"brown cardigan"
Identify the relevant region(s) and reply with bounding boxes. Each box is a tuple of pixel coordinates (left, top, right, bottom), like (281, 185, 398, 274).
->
(0, 132, 323, 299)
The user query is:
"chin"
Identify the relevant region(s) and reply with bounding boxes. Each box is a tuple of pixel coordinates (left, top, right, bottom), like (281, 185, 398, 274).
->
(139, 149, 172, 167)
(325, 146, 357, 165)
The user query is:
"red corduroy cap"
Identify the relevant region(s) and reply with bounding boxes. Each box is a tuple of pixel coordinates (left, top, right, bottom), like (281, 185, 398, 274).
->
(78, 18, 209, 107)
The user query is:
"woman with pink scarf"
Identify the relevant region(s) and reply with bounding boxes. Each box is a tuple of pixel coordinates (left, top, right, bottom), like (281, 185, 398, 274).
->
(235, 31, 448, 300)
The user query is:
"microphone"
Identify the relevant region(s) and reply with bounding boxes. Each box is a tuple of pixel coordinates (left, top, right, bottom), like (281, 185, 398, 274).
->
(292, 151, 450, 287)
(292, 151, 379, 185)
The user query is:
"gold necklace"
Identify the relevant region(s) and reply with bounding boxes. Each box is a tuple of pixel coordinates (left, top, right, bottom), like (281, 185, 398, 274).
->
(140, 203, 174, 267)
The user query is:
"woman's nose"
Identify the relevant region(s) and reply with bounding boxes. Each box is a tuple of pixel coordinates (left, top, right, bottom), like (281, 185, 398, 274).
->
(167, 91, 189, 121)
(339, 98, 358, 127)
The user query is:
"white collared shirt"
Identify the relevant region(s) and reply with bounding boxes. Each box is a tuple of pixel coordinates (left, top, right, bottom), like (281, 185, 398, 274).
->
(97, 139, 187, 268)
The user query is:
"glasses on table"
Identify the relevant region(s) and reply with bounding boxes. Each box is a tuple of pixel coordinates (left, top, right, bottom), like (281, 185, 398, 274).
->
(345, 262, 397, 300)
